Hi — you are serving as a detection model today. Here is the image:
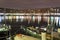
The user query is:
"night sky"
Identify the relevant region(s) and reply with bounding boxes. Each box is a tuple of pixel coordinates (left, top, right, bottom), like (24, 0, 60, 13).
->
(0, 0, 60, 9)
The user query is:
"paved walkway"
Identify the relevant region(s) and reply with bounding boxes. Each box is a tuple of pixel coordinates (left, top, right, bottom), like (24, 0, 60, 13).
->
(14, 34, 40, 40)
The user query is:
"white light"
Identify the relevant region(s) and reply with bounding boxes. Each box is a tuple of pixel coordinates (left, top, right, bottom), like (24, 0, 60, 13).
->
(51, 16, 54, 19)
(16, 16, 19, 19)
(38, 16, 41, 21)
(16, 16, 19, 22)
(0, 16, 2, 22)
(9, 16, 12, 19)
(23, 28, 25, 30)
(33, 16, 35, 21)
(41, 28, 46, 31)
(29, 30, 32, 32)
(36, 27, 38, 29)
(59, 17, 60, 26)
(0, 28, 5, 31)
(51, 16, 54, 22)
(20, 16, 24, 22)
(5, 16, 8, 19)
(20, 16, 24, 19)
(55, 17, 59, 24)
(0, 13, 4, 15)
(44, 28, 46, 31)
(59, 21, 60, 26)
(33, 32, 36, 34)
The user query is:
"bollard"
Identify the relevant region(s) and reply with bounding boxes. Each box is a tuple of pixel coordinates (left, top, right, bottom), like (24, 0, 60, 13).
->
(41, 32, 46, 40)
(58, 28, 60, 33)
(58, 28, 60, 39)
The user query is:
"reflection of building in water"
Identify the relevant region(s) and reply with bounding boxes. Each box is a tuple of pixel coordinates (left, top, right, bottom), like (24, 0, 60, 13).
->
(0, 16, 2, 22)
(39, 15, 48, 28)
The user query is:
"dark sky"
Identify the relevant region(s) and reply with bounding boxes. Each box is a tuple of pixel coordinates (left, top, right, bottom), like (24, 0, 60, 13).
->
(0, 0, 60, 9)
